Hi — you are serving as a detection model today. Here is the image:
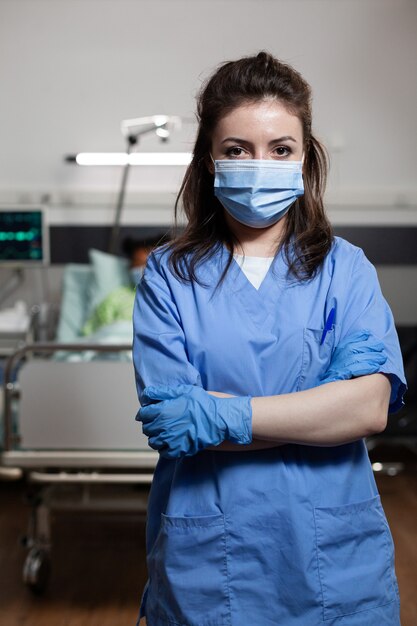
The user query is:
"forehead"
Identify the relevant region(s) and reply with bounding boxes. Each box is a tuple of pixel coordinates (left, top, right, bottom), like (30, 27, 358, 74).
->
(213, 99, 303, 140)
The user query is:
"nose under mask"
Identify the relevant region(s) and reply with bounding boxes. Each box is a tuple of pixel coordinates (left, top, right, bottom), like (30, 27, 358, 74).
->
(213, 159, 304, 228)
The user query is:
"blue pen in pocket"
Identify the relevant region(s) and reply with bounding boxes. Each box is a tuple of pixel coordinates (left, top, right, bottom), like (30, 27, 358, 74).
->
(321, 307, 336, 345)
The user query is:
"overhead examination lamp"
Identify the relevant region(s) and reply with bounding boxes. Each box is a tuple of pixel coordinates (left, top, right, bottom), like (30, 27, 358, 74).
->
(65, 115, 193, 253)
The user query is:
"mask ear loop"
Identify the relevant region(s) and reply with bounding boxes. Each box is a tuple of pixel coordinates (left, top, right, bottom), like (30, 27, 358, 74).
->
(201, 153, 218, 226)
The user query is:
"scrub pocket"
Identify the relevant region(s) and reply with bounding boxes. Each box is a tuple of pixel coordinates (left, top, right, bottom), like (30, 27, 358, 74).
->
(148, 512, 231, 626)
(314, 495, 398, 621)
(297, 326, 336, 391)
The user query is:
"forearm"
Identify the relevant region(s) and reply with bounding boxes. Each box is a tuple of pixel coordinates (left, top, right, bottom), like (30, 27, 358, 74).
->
(208, 375, 390, 448)
(251, 374, 390, 446)
(140, 375, 390, 457)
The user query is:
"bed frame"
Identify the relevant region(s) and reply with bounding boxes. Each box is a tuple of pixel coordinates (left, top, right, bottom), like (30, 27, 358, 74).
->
(1, 342, 157, 593)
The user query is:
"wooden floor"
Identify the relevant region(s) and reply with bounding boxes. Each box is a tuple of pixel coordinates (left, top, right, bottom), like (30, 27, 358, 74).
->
(0, 446, 416, 626)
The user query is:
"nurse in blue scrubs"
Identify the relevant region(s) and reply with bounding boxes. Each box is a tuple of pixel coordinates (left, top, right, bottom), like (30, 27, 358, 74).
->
(133, 51, 406, 626)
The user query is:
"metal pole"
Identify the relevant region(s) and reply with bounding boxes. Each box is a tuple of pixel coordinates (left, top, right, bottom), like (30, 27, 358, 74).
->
(108, 135, 137, 254)
(0, 268, 23, 307)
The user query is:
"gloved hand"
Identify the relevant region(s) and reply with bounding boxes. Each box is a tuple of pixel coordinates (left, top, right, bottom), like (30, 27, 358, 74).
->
(319, 330, 387, 385)
(137, 384, 252, 458)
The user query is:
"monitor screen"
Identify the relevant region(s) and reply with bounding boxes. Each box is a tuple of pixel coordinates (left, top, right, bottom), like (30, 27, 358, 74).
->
(0, 207, 48, 265)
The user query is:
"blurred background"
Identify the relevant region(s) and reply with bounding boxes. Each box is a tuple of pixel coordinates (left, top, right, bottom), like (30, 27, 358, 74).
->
(0, 1, 416, 625)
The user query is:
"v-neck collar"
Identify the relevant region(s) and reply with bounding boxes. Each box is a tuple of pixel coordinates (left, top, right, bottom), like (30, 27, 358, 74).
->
(233, 254, 274, 291)
(218, 245, 290, 327)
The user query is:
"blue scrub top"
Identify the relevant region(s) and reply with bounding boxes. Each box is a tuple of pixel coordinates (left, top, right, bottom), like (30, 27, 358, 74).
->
(133, 237, 406, 626)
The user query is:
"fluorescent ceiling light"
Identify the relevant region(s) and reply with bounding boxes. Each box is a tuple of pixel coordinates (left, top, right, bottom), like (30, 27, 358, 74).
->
(74, 152, 192, 166)
(76, 153, 128, 166)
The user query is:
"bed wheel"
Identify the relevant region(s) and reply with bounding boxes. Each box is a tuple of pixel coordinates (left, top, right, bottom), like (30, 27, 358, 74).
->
(23, 547, 51, 594)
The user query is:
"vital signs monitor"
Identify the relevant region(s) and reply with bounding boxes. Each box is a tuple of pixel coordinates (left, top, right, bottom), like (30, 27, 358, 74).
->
(0, 207, 49, 266)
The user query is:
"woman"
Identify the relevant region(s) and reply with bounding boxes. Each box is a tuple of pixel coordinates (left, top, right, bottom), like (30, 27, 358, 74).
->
(133, 52, 406, 626)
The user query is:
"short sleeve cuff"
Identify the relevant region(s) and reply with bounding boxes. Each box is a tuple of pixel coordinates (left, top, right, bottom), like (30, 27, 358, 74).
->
(382, 370, 407, 414)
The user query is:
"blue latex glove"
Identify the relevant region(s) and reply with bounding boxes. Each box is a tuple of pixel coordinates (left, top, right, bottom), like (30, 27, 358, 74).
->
(137, 384, 252, 458)
(319, 330, 387, 385)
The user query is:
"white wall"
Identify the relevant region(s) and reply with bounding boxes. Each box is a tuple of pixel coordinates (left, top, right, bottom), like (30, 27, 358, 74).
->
(0, 0, 416, 225)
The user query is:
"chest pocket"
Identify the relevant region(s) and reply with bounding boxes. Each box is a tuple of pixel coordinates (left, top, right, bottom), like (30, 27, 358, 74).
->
(297, 326, 336, 391)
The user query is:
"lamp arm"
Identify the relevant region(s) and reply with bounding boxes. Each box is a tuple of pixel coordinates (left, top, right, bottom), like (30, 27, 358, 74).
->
(108, 135, 137, 254)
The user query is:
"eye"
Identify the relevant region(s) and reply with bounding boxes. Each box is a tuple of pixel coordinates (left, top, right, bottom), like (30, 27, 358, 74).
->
(225, 146, 247, 159)
(273, 145, 292, 158)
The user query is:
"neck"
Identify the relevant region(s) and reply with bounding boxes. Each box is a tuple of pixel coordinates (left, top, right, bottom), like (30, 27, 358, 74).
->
(225, 211, 287, 257)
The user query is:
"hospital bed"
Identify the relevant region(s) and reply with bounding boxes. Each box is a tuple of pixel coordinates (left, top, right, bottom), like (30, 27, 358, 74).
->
(0, 252, 158, 593)
(1, 341, 157, 593)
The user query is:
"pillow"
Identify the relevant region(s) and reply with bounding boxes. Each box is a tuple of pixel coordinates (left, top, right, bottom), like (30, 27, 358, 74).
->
(82, 286, 135, 336)
(56, 264, 94, 342)
(87, 249, 131, 318)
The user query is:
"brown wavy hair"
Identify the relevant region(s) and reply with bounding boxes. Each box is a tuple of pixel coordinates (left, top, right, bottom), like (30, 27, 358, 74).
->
(168, 51, 333, 284)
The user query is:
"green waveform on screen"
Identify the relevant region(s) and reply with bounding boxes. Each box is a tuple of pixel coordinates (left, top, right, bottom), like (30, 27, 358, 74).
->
(0, 213, 41, 225)
(0, 229, 39, 242)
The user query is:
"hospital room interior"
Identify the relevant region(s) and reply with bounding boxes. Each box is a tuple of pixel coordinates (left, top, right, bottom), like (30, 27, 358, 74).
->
(0, 0, 416, 624)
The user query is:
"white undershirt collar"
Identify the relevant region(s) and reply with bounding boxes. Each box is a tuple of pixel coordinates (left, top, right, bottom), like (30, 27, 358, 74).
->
(233, 254, 274, 290)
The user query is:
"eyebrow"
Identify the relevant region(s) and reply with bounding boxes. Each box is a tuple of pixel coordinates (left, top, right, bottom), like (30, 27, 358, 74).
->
(221, 136, 297, 145)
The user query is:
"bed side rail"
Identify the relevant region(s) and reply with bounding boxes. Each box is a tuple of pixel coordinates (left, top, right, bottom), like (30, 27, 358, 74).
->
(2, 342, 132, 452)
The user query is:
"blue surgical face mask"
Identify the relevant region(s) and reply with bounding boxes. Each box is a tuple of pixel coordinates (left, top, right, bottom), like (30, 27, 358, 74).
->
(213, 159, 304, 228)
(130, 265, 145, 286)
